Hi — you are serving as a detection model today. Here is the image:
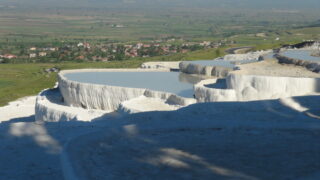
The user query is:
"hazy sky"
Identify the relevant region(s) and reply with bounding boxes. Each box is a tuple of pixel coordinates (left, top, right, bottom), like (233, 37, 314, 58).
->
(0, 0, 319, 9)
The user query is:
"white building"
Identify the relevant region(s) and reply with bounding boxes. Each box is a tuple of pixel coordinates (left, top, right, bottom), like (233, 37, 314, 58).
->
(29, 53, 37, 58)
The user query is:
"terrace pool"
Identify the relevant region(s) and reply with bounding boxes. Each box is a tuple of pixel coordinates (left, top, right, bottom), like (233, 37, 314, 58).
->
(189, 59, 261, 68)
(190, 60, 235, 68)
(64, 71, 203, 98)
(281, 50, 320, 62)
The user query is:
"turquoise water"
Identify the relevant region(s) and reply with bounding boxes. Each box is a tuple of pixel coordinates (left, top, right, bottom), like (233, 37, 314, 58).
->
(64, 71, 203, 98)
(281, 50, 320, 62)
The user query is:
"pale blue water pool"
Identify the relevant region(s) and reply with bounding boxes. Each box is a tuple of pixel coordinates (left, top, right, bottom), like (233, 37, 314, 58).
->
(263, 53, 275, 60)
(281, 50, 320, 62)
(187, 59, 260, 68)
(190, 60, 235, 68)
(64, 71, 203, 98)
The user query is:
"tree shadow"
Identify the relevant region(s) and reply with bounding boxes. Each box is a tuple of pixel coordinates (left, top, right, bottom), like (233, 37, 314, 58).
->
(0, 115, 108, 179)
(63, 95, 320, 180)
(1, 115, 35, 124)
(64, 115, 320, 180)
(1, 95, 320, 179)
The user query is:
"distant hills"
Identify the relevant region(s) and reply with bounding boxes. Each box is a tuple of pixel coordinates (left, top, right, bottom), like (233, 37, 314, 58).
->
(0, 0, 319, 10)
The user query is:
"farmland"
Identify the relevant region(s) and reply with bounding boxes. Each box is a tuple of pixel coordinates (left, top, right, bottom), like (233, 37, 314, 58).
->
(0, 5, 319, 43)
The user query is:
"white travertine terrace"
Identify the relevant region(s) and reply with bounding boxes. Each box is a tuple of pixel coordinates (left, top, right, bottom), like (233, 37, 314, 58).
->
(35, 69, 196, 122)
(223, 50, 272, 61)
(35, 89, 110, 122)
(38, 69, 320, 122)
(118, 96, 179, 114)
(194, 79, 237, 102)
(195, 73, 320, 102)
(140, 61, 181, 70)
(179, 61, 233, 77)
(275, 53, 320, 73)
(58, 69, 196, 112)
(179, 50, 272, 77)
(35, 47, 320, 122)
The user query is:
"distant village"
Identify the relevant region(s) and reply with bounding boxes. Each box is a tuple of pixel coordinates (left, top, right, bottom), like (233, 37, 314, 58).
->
(0, 38, 228, 63)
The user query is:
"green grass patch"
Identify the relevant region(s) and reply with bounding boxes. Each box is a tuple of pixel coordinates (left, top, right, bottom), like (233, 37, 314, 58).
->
(0, 80, 13, 87)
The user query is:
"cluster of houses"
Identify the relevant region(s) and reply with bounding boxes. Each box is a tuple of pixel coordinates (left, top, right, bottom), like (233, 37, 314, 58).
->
(0, 39, 225, 63)
(58, 40, 222, 61)
(95, 40, 222, 60)
(28, 47, 58, 58)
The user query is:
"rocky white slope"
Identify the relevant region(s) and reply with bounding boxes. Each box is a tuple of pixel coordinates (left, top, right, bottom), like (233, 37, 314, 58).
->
(195, 73, 320, 102)
(223, 50, 272, 61)
(35, 89, 111, 122)
(0, 96, 36, 123)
